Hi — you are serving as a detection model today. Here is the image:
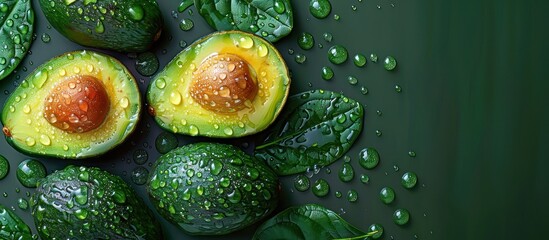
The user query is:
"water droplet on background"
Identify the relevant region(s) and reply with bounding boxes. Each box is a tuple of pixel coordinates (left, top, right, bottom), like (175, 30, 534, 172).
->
(309, 0, 332, 19)
(380, 187, 396, 204)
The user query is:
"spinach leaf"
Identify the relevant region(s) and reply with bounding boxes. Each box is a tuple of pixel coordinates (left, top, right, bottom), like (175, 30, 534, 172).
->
(0, 0, 34, 80)
(255, 90, 364, 176)
(252, 204, 376, 240)
(194, 0, 293, 42)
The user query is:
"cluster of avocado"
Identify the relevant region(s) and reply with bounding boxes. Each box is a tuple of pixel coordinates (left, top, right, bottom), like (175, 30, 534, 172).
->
(0, 0, 292, 239)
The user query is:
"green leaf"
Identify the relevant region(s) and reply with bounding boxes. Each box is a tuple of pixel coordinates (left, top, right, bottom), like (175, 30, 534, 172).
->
(253, 204, 375, 240)
(0, 0, 35, 80)
(255, 90, 364, 176)
(0, 204, 33, 240)
(194, 0, 293, 42)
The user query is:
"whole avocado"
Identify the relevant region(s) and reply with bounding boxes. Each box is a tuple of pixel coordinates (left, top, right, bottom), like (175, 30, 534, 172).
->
(148, 142, 280, 235)
(31, 165, 163, 239)
(39, 0, 163, 52)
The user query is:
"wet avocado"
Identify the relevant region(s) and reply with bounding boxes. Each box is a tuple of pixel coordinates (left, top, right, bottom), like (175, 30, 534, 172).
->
(31, 165, 163, 239)
(147, 142, 279, 235)
(39, 0, 163, 52)
(1, 50, 141, 159)
(147, 31, 290, 138)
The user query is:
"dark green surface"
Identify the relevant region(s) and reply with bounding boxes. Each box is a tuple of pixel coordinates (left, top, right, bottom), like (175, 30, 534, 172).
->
(0, 0, 548, 239)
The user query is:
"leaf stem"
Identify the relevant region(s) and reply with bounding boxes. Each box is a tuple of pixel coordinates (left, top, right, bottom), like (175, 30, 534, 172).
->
(332, 231, 378, 240)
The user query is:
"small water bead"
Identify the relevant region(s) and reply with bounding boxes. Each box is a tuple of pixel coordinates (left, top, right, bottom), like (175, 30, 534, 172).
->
(351, 5, 357, 11)
(295, 54, 307, 64)
(323, 32, 333, 42)
(353, 54, 367, 67)
(273, 0, 286, 14)
(380, 187, 395, 204)
(41, 33, 51, 43)
(360, 174, 370, 184)
(376, 130, 382, 137)
(359, 148, 380, 169)
(155, 78, 166, 89)
(369, 224, 384, 239)
(395, 85, 402, 93)
(347, 189, 358, 202)
(347, 76, 358, 85)
(131, 167, 149, 185)
(370, 53, 378, 63)
(298, 32, 314, 50)
(328, 45, 348, 64)
(188, 125, 199, 136)
(384, 56, 397, 70)
(133, 148, 148, 165)
(155, 132, 178, 154)
(239, 36, 254, 49)
(335, 191, 342, 198)
(321, 66, 334, 80)
(0, 155, 9, 180)
(179, 18, 194, 31)
(288, 48, 294, 55)
(17, 198, 29, 210)
(16, 159, 47, 188)
(309, 0, 332, 19)
(360, 86, 369, 95)
(338, 163, 354, 182)
(333, 14, 340, 20)
(223, 127, 234, 136)
(169, 90, 182, 105)
(401, 172, 418, 189)
(179, 40, 187, 48)
(135, 52, 159, 77)
(408, 151, 417, 157)
(376, 110, 382, 116)
(312, 179, 330, 197)
(393, 208, 410, 225)
(292, 175, 310, 192)
(393, 165, 399, 172)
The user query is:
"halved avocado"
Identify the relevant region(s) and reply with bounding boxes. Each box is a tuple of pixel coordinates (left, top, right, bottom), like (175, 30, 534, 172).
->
(147, 31, 290, 138)
(1, 50, 141, 159)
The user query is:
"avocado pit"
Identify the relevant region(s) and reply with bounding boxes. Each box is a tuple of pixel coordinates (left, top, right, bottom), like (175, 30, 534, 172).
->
(43, 75, 110, 133)
(190, 53, 258, 113)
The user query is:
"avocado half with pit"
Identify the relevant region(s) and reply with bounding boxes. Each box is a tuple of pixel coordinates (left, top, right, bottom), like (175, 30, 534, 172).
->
(147, 31, 290, 138)
(1, 50, 141, 159)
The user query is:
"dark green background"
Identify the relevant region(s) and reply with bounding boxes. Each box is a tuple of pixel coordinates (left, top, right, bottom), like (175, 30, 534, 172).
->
(1, 0, 548, 239)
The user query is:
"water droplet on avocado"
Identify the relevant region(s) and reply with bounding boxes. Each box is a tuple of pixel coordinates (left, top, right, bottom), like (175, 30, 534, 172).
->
(312, 179, 330, 197)
(39, 135, 51, 146)
(179, 18, 194, 31)
(338, 163, 354, 182)
(328, 45, 348, 64)
(257, 44, 269, 57)
(128, 5, 144, 21)
(182, 188, 191, 201)
(131, 166, 149, 185)
(16, 159, 46, 188)
(95, 21, 104, 34)
(24, 137, 35, 146)
(0, 3, 8, 12)
(179, 40, 187, 48)
(228, 189, 242, 203)
(119, 97, 130, 109)
(223, 127, 234, 136)
(359, 147, 380, 169)
(293, 175, 310, 192)
(155, 78, 166, 89)
(188, 125, 199, 136)
(401, 172, 418, 189)
(309, 0, 332, 19)
(0, 155, 8, 180)
(75, 209, 88, 220)
(321, 66, 334, 80)
(380, 187, 395, 204)
(239, 36, 254, 49)
(393, 208, 410, 225)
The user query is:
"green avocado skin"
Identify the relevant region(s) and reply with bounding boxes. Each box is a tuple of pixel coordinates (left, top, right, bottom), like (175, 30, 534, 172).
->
(148, 142, 280, 235)
(31, 165, 163, 240)
(39, 0, 163, 52)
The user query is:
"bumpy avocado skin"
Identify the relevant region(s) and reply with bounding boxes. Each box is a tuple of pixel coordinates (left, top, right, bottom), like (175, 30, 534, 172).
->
(0, 204, 33, 240)
(1, 50, 141, 159)
(147, 142, 280, 235)
(147, 31, 290, 138)
(31, 165, 163, 240)
(39, 0, 162, 52)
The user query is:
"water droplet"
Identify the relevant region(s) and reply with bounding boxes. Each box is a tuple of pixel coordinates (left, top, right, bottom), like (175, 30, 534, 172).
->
(295, 54, 307, 64)
(369, 224, 384, 239)
(155, 78, 166, 89)
(351, 5, 357, 11)
(328, 45, 348, 64)
(179, 18, 194, 31)
(179, 40, 187, 48)
(376, 130, 382, 137)
(188, 125, 199, 136)
(25, 137, 35, 147)
(347, 76, 358, 85)
(298, 32, 315, 50)
(353, 54, 367, 67)
(128, 5, 144, 21)
(401, 172, 418, 189)
(178, 0, 194, 12)
(333, 14, 340, 20)
(408, 151, 417, 157)
(120, 97, 129, 109)
(312, 179, 330, 197)
(359, 148, 380, 169)
(338, 163, 355, 182)
(274, 0, 286, 14)
(360, 86, 369, 95)
(155, 132, 178, 154)
(370, 53, 378, 63)
(380, 187, 395, 204)
(16, 159, 46, 188)
(210, 160, 223, 176)
(395, 85, 402, 93)
(0, 155, 9, 180)
(17, 198, 29, 210)
(360, 174, 370, 184)
(223, 127, 234, 136)
(334, 191, 342, 198)
(169, 90, 182, 105)
(133, 148, 148, 165)
(39, 135, 51, 146)
(22, 104, 31, 114)
(228, 189, 242, 203)
(239, 36, 254, 49)
(293, 175, 310, 192)
(95, 21, 105, 33)
(257, 44, 269, 57)
(317, 67, 334, 82)
(347, 189, 358, 202)
(136, 52, 159, 77)
(33, 69, 49, 89)
(310, 0, 332, 19)
(393, 208, 410, 225)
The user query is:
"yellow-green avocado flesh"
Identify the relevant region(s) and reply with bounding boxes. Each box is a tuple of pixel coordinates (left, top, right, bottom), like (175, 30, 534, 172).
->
(1, 50, 141, 159)
(147, 31, 290, 138)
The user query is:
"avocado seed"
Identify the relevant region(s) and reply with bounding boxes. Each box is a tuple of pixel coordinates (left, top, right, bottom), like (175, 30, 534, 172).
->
(190, 54, 258, 113)
(43, 75, 110, 133)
